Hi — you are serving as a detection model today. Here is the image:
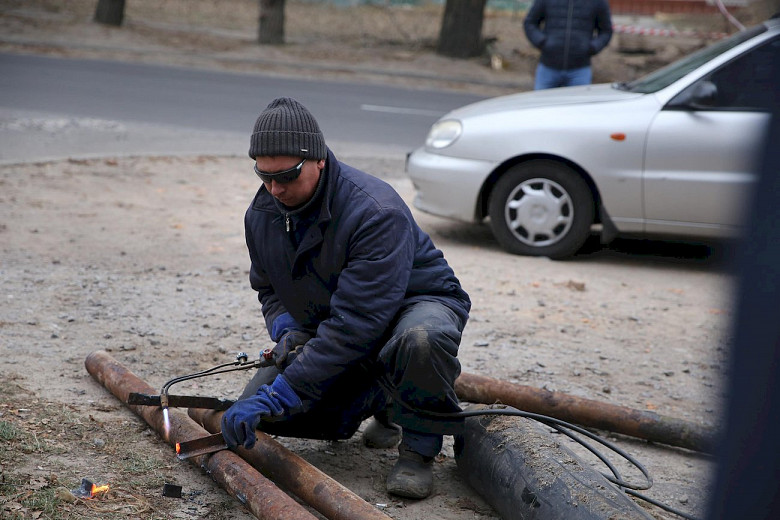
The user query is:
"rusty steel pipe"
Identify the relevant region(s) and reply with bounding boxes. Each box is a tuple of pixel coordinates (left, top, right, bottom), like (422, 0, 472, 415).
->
(84, 350, 317, 520)
(455, 372, 716, 453)
(188, 408, 392, 520)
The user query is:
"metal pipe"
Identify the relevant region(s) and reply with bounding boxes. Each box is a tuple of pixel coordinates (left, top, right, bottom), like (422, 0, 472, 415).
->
(84, 350, 317, 520)
(455, 404, 655, 520)
(188, 408, 393, 520)
(455, 372, 716, 453)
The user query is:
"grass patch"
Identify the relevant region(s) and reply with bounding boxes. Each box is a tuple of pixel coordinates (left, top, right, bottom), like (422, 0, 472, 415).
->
(0, 376, 178, 520)
(120, 452, 167, 475)
(0, 419, 23, 441)
(0, 474, 62, 520)
(19, 486, 60, 518)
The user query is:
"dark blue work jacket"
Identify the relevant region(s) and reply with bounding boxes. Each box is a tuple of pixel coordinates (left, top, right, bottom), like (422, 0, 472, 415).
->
(244, 149, 471, 400)
(524, 0, 613, 71)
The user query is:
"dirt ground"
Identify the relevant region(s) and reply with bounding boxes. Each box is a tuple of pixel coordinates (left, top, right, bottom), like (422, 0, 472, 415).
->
(0, 153, 733, 520)
(0, 0, 760, 519)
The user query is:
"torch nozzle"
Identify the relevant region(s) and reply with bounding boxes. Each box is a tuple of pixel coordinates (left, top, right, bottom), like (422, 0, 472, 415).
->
(157, 351, 272, 440)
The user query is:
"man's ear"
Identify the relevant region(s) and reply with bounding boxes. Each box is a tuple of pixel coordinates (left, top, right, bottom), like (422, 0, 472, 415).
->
(317, 159, 326, 169)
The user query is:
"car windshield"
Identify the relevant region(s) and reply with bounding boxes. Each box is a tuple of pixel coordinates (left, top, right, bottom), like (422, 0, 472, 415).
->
(616, 24, 767, 94)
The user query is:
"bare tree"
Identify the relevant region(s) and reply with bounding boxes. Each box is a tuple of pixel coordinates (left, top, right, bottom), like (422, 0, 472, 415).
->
(437, 0, 488, 58)
(259, 0, 285, 44)
(94, 0, 126, 26)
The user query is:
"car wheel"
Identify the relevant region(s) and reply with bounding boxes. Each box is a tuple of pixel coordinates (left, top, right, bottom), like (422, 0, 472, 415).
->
(488, 160, 594, 259)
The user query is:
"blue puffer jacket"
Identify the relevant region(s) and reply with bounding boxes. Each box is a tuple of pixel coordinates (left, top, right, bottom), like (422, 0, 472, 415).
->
(523, 0, 613, 71)
(244, 149, 471, 400)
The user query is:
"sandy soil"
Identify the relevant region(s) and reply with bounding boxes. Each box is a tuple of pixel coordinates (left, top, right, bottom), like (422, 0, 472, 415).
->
(0, 1, 748, 519)
(0, 153, 732, 520)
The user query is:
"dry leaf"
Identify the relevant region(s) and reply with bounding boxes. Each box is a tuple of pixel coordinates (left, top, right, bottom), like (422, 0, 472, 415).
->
(28, 476, 47, 490)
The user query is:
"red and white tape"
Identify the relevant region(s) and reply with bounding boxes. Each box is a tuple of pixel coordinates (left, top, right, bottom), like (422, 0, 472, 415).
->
(613, 24, 728, 39)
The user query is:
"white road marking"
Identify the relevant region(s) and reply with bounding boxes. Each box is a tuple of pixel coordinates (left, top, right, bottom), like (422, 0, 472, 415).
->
(360, 104, 443, 117)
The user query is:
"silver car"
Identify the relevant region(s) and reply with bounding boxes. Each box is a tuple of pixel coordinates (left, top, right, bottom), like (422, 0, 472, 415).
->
(406, 18, 779, 259)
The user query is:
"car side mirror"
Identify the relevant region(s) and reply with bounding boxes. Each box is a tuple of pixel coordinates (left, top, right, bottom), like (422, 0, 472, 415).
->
(667, 80, 718, 110)
(689, 81, 718, 106)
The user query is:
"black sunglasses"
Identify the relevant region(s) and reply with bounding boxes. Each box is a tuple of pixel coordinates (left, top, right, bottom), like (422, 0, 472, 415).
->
(254, 159, 306, 184)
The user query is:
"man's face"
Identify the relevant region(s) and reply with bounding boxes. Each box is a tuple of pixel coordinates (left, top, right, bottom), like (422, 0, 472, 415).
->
(255, 156, 324, 208)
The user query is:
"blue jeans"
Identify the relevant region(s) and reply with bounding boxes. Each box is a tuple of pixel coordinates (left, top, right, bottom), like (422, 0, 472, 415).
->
(239, 301, 465, 457)
(534, 62, 592, 90)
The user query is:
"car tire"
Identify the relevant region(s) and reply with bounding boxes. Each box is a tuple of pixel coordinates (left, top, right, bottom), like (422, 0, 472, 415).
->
(488, 160, 594, 259)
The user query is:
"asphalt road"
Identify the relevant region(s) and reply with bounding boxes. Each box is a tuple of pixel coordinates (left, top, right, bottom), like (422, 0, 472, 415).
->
(0, 53, 485, 163)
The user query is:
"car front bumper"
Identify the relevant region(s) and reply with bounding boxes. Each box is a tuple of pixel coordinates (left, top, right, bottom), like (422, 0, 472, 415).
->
(405, 147, 496, 223)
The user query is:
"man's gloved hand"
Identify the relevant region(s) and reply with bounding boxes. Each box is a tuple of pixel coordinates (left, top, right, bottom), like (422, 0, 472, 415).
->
(220, 375, 303, 449)
(271, 330, 311, 370)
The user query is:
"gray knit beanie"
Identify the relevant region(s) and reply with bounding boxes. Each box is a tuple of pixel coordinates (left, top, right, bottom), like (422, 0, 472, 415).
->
(248, 97, 327, 160)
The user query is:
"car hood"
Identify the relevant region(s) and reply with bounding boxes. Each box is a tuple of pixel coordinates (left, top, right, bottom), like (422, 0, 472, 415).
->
(446, 83, 643, 119)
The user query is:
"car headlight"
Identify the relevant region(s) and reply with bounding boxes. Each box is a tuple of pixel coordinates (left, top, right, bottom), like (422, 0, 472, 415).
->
(425, 119, 462, 149)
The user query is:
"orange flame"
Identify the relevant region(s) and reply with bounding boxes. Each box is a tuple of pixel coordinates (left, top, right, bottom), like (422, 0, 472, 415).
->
(175, 442, 181, 455)
(89, 483, 110, 498)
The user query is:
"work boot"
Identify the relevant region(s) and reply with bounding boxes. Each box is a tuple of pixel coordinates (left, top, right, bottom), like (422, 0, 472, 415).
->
(362, 410, 401, 449)
(386, 444, 434, 499)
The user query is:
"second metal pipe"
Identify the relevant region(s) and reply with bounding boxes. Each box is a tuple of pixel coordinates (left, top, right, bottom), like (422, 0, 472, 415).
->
(455, 372, 716, 453)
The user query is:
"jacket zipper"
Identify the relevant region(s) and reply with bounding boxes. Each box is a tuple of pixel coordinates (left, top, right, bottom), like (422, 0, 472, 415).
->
(563, 0, 573, 70)
(285, 213, 291, 233)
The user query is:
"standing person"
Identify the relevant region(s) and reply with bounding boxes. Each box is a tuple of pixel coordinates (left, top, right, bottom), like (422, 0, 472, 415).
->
(220, 97, 471, 500)
(523, 0, 613, 90)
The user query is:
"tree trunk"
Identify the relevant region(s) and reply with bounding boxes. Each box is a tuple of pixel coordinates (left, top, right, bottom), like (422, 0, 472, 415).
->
(94, 0, 126, 26)
(436, 0, 488, 58)
(259, 0, 285, 45)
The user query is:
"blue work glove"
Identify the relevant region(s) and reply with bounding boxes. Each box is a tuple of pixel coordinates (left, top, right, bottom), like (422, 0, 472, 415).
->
(271, 330, 311, 370)
(220, 375, 303, 449)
